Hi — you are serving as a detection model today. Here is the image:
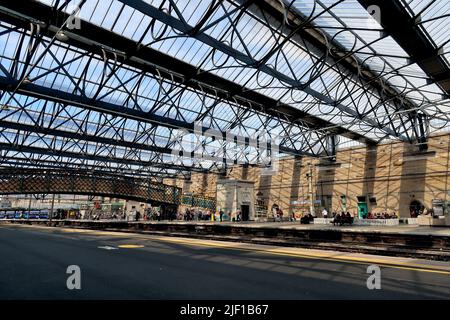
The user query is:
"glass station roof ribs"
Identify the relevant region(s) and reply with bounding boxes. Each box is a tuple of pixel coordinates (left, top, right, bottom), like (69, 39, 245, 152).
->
(0, 0, 448, 179)
(404, 0, 449, 65)
(0, 25, 358, 160)
(17, 0, 388, 142)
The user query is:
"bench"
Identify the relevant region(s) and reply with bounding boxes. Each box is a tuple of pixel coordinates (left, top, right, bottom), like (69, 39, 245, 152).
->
(333, 216, 354, 226)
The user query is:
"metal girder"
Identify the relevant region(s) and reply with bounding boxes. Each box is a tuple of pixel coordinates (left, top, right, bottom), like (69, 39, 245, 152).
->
(0, 166, 175, 181)
(326, 135, 337, 162)
(0, 140, 213, 174)
(0, 152, 192, 180)
(0, 120, 177, 156)
(2, 0, 443, 189)
(0, 160, 186, 180)
(248, 0, 424, 142)
(114, 0, 406, 141)
(0, 75, 321, 158)
(0, 77, 207, 144)
(0, 0, 377, 148)
(356, 0, 450, 149)
(357, 0, 450, 96)
(0, 88, 266, 174)
(416, 113, 429, 152)
(0, 118, 240, 173)
(0, 18, 346, 163)
(0, 169, 182, 205)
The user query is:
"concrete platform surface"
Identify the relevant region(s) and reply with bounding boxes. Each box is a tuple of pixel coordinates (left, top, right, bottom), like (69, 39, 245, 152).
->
(0, 224, 449, 299)
(76, 220, 450, 237)
(2, 219, 450, 236)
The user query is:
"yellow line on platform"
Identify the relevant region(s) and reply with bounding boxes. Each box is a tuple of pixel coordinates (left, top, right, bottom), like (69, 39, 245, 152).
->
(147, 236, 450, 275)
(57, 228, 450, 274)
(3, 224, 450, 274)
(118, 244, 145, 249)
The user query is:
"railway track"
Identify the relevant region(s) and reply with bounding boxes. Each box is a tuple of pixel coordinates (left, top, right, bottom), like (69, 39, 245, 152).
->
(2, 219, 449, 261)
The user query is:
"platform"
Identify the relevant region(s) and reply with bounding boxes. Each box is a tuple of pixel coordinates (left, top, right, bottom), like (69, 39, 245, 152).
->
(136, 220, 450, 236)
(1, 223, 449, 299)
(3, 219, 449, 261)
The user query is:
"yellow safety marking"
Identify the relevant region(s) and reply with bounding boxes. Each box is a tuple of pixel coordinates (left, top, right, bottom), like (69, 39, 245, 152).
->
(4, 224, 450, 274)
(144, 237, 450, 275)
(66, 231, 450, 274)
(117, 244, 145, 249)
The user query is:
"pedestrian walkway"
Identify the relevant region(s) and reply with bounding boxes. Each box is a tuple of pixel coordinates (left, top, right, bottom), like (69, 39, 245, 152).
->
(3, 218, 449, 260)
(2, 218, 449, 237)
(127, 220, 450, 237)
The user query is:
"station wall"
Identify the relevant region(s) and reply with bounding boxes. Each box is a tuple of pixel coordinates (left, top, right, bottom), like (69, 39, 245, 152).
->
(165, 133, 450, 218)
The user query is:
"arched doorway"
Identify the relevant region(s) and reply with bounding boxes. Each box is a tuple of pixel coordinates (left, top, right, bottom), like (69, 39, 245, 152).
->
(409, 200, 424, 217)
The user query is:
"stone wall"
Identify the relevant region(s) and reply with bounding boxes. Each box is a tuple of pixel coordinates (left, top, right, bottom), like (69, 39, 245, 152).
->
(168, 133, 450, 218)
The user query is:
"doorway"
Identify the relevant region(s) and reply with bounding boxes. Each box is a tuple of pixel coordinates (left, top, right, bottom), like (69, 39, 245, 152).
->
(409, 200, 424, 217)
(241, 205, 250, 221)
(357, 202, 368, 219)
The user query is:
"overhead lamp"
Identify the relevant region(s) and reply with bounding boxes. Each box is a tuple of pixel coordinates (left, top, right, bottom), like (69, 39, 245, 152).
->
(22, 77, 31, 84)
(56, 30, 69, 42)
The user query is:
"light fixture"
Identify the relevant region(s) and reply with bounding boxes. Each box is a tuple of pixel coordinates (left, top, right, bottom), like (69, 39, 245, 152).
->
(56, 30, 69, 42)
(22, 77, 31, 84)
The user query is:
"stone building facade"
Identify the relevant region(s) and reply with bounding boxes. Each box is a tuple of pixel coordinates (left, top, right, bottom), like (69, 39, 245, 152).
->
(165, 133, 450, 219)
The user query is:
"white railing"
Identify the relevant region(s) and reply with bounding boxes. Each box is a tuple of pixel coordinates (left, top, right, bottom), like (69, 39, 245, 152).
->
(313, 218, 400, 226)
(353, 219, 399, 226)
(313, 218, 333, 224)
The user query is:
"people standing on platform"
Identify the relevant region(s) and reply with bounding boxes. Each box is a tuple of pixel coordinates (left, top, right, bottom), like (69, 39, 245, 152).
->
(322, 208, 328, 219)
(219, 208, 224, 222)
(333, 212, 341, 226)
(277, 208, 284, 221)
(208, 210, 212, 221)
(236, 210, 242, 222)
(301, 212, 313, 224)
(346, 211, 353, 224)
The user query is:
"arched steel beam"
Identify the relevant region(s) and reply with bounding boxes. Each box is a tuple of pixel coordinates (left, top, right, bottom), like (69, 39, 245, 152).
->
(0, 0, 377, 146)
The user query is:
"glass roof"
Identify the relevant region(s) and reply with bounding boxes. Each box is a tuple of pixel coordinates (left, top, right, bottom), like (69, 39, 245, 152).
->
(0, 0, 448, 178)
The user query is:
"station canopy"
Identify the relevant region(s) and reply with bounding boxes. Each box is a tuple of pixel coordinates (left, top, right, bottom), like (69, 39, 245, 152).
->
(0, 0, 448, 180)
